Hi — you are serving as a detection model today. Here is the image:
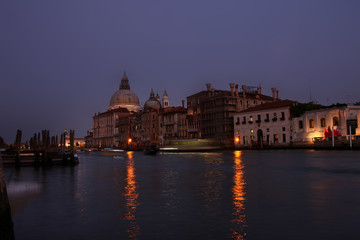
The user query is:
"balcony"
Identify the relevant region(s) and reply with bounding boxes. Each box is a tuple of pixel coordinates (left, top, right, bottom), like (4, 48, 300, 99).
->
(264, 119, 269, 122)
(248, 121, 253, 124)
(272, 117, 277, 122)
(255, 120, 261, 123)
(280, 117, 285, 121)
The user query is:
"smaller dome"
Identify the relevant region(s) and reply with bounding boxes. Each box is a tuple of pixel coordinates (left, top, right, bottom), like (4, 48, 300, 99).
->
(144, 89, 161, 111)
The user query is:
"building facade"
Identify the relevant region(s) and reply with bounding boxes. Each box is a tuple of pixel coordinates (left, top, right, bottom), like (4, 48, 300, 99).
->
(159, 106, 187, 145)
(292, 105, 360, 144)
(187, 83, 278, 147)
(233, 100, 295, 148)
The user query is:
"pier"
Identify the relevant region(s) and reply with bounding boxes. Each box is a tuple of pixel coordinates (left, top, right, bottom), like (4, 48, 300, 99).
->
(0, 130, 78, 167)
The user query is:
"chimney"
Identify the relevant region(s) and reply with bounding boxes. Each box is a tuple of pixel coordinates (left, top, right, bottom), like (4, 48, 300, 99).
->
(229, 83, 235, 96)
(258, 86, 262, 95)
(276, 90, 279, 100)
(235, 84, 239, 97)
(271, 88, 276, 100)
(206, 83, 211, 96)
(182, 100, 185, 108)
(211, 88, 215, 96)
(206, 83, 211, 91)
(241, 85, 246, 98)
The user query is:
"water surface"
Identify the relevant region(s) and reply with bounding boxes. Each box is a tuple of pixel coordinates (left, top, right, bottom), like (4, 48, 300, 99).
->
(5, 150, 360, 239)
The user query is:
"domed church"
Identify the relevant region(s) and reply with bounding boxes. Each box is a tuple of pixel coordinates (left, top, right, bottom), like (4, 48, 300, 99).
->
(92, 72, 140, 148)
(109, 73, 141, 112)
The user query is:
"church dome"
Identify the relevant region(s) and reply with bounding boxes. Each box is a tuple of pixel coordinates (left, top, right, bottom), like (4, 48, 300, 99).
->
(109, 73, 141, 112)
(144, 89, 161, 111)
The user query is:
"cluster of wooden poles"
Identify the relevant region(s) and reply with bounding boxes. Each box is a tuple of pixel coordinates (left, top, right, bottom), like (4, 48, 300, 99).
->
(10, 129, 77, 167)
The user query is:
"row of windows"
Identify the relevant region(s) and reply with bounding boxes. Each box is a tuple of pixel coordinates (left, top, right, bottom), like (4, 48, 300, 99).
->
(298, 117, 339, 129)
(236, 112, 286, 125)
(238, 134, 288, 144)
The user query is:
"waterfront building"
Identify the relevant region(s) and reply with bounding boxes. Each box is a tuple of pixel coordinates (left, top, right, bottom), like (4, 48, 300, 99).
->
(233, 100, 295, 148)
(92, 73, 140, 148)
(141, 89, 162, 146)
(291, 104, 360, 145)
(187, 83, 277, 147)
(84, 131, 93, 148)
(159, 104, 187, 146)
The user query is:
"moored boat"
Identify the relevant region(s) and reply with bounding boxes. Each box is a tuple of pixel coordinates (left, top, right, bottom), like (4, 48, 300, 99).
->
(101, 148, 124, 156)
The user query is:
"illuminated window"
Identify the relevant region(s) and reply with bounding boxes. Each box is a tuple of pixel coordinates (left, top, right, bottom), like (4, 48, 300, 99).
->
(333, 117, 339, 126)
(320, 118, 326, 127)
(250, 129, 254, 133)
(309, 119, 314, 128)
(299, 120, 303, 129)
(274, 134, 279, 143)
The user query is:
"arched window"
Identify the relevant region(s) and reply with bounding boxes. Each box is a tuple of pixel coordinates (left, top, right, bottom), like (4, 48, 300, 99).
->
(320, 118, 326, 127)
(333, 117, 339, 126)
(309, 119, 314, 128)
(299, 120, 303, 129)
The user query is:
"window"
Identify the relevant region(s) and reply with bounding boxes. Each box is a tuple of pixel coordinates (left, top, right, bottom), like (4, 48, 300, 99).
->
(309, 119, 314, 128)
(333, 117, 339, 126)
(299, 120, 303, 129)
(274, 134, 279, 143)
(282, 127, 285, 131)
(282, 134, 286, 143)
(256, 115, 261, 123)
(272, 113, 277, 121)
(265, 113, 270, 122)
(280, 112, 285, 120)
(320, 118, 326, 127)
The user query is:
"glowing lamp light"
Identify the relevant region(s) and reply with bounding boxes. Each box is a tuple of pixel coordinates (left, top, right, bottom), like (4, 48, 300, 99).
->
(128, 138, 132, 143)
(235, 137, 240, 143)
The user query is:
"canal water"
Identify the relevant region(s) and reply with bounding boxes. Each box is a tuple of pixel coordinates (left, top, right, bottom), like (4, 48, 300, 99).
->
(4, 150, 360, 239)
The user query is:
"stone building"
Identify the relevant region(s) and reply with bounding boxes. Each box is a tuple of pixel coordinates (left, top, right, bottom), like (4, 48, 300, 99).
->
(92, 73, 140, 148)
(159, 105, 187, 145)
(141, 89, 162, 145)
(291, 105, 360, 144)
(233, 100, 295, 148)
(187, 83, 277, 147)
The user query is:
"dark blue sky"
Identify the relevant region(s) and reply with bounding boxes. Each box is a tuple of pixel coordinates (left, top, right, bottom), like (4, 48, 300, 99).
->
(1, 0, 360, 142)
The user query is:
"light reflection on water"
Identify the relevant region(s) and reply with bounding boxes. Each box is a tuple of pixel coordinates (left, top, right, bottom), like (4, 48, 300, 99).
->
(232, 151, 246, 240)
(124, 151, 140, 239)
(6, 150, 360, 239)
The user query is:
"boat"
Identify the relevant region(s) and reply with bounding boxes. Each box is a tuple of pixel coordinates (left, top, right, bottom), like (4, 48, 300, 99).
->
(144, 144, 159, 155)
(101, 148, 124, 156)
(159, 139, 222, 152)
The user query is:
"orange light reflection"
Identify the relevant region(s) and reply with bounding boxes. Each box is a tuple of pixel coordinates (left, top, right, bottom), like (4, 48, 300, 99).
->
(232, 150, 246, 239)
(124, 151, 140, 239)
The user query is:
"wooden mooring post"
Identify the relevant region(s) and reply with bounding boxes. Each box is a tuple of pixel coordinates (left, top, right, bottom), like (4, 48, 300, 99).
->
(15, 129, 22, 168)
(69, 130, 75, 165)
(0, 156, 15, 240)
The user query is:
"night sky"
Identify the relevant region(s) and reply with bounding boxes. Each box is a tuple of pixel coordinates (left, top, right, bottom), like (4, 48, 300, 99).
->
(1, 0, 360, 142)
